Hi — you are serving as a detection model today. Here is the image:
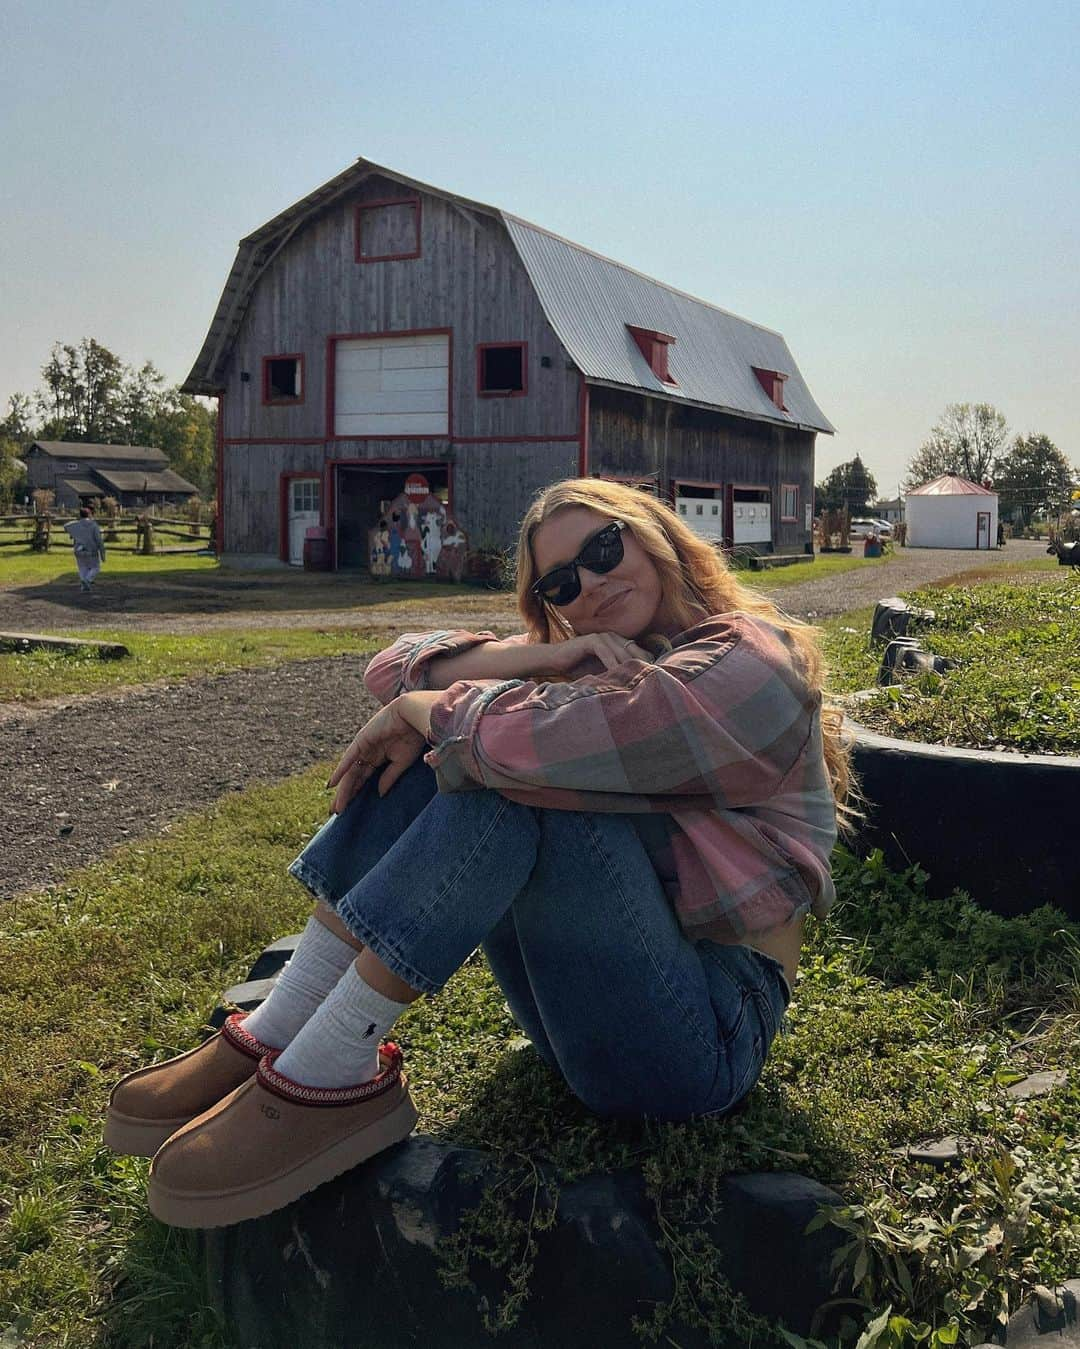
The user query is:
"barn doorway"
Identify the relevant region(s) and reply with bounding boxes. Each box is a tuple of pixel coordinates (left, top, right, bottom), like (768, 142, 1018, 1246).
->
(286, 476, 321, 566)
(730, 486, 772, 548)
(673, 480, 724, 541)
(333, 463, 450, 570)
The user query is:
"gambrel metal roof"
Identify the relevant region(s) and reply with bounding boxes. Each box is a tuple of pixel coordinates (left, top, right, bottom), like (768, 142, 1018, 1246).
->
(503, 215, 832, 433)
(182, 158, 833, 434)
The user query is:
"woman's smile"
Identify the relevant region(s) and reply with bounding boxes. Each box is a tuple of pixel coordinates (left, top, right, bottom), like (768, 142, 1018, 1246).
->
(593, 588, 629, 619)
(530, 507, 664, 638)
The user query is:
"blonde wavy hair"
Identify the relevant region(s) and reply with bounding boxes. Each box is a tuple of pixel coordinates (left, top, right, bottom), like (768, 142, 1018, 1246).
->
(515, 477, 854, 823)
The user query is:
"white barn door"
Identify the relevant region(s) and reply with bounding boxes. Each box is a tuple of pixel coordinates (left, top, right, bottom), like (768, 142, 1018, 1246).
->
(288, 477, 321, 566)
(334, 334, 449, 437)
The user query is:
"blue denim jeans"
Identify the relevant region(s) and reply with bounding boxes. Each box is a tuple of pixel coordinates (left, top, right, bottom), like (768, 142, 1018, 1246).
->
(288, 762, 789, 1122)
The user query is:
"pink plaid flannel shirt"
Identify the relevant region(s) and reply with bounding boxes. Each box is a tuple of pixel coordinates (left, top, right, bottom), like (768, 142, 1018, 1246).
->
(363, 613, 837, 940)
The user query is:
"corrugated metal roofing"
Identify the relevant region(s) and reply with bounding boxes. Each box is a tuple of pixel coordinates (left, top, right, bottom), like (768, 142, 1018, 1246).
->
(502, 215, 833, 433)
(94, 469, 199, 494)
(907, 474, 996, 497)
(182, 156, 833, 434)
(30, 441, 168, 464)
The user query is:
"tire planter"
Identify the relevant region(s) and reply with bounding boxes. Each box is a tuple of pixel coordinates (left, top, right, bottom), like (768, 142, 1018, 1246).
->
(847, 716, 1079, 920)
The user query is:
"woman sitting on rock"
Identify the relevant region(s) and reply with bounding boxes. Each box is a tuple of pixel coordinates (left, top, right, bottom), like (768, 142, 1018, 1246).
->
(105, 477, 849, 1229)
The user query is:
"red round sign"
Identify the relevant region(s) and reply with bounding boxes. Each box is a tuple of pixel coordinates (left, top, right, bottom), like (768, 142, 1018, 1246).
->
(404, 474, 429, 501)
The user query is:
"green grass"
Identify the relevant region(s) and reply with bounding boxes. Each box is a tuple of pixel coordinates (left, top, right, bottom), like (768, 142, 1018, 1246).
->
(0, 628, 381, 701)
(0, 548, 218, 587)
(1, 771, 1078, 1348)
(822, 577, 1080, 752)
(737, 551, 892, 590)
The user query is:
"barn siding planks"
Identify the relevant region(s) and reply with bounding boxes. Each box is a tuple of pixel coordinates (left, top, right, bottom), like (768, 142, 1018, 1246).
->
(222, 440, 578, 555)
(588, 386, 816, 552)
(223, 175, 579, 444)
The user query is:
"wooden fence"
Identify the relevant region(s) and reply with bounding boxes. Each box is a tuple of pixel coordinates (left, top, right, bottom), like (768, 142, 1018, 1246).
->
(0, 514, 212, 553)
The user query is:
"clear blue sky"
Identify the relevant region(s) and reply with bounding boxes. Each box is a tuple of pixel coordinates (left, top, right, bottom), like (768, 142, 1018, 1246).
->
(4, 0, 1077, 494)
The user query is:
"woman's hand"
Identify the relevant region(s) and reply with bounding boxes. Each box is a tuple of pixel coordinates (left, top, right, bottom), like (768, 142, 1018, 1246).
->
(542, 631, 652, 676)
(327, 695, 434, 814)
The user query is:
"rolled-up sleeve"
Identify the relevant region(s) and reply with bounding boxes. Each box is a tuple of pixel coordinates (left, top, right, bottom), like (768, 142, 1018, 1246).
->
(424, 620, 817, 811)
(363, 629, 522, 705)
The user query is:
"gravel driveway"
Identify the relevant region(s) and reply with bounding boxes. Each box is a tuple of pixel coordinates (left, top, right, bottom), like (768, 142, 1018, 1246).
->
(0, 539, 1052, 899)
(1, 656, 380, 900)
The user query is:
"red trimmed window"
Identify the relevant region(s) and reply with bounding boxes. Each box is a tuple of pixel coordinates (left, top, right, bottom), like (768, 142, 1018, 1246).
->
(627, 326, 677, 385)
(262, 354, 304, 405)
(781, 484, 799, 521)
(477, 342, 527, 397)
(752, 367, 788, 411)
(355, 197, 421, 262)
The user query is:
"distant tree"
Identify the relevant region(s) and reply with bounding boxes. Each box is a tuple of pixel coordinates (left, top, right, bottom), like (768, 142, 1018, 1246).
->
(815, 454, 878, 513)
(994, 433, 1073, 527)
(1, 393, 35, 445)
(149, 394, 216, 496)
(904, 403, 1009, 491)
(0, 437, 26, 510)
(38, 338, 127, 442)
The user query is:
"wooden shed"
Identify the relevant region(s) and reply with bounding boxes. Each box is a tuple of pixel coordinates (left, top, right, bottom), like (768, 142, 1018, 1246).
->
(181, 157, 833, 568)
(24, 442, 199, 512)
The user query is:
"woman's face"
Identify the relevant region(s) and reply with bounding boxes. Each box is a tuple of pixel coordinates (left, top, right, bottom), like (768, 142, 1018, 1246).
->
(530, 507, 665, 639)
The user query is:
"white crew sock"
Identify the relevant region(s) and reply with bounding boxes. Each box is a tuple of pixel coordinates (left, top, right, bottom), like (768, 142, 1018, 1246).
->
(242, 916, 359, 1050)
(272, 962, 411, 1088)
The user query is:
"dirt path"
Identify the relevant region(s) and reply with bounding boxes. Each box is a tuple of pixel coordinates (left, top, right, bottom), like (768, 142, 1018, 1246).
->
(0, 539, 1054, 900)
(0, 656, 378, 900)
(0, 539, 1049, 635)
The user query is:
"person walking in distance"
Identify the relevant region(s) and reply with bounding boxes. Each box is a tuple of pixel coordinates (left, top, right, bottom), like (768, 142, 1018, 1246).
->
(105, 477, 852, 1230)
(64, 506, 106, 592)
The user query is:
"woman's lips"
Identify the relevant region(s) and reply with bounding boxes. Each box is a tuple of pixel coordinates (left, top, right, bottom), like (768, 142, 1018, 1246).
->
(595, 590, 629, 617)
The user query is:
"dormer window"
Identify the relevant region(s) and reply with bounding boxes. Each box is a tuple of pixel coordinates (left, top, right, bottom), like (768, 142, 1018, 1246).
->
(752, 366, 788, 411)
(627, 326, 677, 385)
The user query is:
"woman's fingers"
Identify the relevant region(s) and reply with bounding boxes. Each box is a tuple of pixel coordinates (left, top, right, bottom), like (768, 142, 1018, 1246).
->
(592, 633, 650, 668)
(332, 762, 368, 815)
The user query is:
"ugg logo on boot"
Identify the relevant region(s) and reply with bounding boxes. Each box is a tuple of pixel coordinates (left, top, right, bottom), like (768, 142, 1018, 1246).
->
(260, 1103, 281, 1120)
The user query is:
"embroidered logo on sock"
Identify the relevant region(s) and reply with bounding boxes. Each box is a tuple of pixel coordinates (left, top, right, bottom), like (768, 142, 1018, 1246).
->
(362, 1022, 377, 1039)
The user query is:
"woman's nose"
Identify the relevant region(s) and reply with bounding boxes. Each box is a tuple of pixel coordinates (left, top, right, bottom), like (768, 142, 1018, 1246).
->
(576, 568, 606, 597)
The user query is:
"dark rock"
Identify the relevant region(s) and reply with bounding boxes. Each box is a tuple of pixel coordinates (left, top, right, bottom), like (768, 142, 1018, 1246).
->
(207, 976, 279, 1030)
(246, 932, 304, 982)
(705, 1172, 847, 1336)
(980, 1281, 1080, 1345)
(194, 1139, 846, 1348)
(908, 1137, 965, 1168)
(1006, 1070, 1069, 1100)
(871, 598, 935, 644)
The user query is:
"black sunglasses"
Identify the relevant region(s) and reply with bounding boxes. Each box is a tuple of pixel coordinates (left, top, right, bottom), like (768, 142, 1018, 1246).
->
(531, 520, 627, 607)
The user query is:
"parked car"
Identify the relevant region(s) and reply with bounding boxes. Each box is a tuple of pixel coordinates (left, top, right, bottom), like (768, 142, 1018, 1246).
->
(849, 517, 894, 540)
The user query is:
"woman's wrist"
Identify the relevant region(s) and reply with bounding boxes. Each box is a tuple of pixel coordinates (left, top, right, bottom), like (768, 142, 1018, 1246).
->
(395, 690, 442, 739)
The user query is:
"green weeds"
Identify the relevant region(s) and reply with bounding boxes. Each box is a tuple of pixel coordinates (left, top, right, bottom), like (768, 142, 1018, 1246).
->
(1, 793, 1078, 1347)
(825, 579, 1080, 752)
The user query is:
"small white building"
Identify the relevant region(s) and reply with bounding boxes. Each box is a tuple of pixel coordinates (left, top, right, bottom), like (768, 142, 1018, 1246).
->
(904, 474, 998, 549)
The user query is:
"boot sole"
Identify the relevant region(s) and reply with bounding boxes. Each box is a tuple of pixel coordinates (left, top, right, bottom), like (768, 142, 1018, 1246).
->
(103, 1109, 193, 1159)
(146, 1094, 419, 1229)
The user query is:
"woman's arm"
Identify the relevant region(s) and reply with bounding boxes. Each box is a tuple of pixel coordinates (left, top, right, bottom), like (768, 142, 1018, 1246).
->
(363, 630, 508, 705)
(364, 630, 651, 704)
(425, 617, 818, 811)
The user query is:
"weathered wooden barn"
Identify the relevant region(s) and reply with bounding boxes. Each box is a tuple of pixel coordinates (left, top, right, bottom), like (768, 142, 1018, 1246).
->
(181, 157, 833, 568)
(25, 442, 198, 512)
